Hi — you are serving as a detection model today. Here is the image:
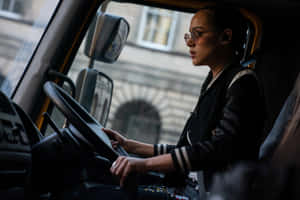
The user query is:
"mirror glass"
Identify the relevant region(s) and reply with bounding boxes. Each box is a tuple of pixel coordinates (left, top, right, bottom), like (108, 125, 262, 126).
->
(76, 68, 113, 126)
(84, 13, 130, 63)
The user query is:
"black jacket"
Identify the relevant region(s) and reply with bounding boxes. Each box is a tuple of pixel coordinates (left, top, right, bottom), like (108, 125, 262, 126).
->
(154, 64, 265, 190)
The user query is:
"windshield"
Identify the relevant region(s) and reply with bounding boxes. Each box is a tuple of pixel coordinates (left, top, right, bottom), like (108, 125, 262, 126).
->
(64, 2, 209, 145)
(0, 0, 60, 97)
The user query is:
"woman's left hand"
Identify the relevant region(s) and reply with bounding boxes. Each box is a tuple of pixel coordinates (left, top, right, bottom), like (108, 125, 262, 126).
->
(110, 156, 148, 187)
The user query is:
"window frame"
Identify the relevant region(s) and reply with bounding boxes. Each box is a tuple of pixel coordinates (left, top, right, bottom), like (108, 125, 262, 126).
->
(0, 0, 22, 20)
(137, 6, 178, 51)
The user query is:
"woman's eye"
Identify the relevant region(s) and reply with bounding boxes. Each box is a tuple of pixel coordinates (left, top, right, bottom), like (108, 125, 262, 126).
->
(194, 31, 203, 38)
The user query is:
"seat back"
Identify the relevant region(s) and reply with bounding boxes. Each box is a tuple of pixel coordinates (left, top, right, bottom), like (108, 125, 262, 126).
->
(259, 90, 296, 160)
(259, 72, 300, 167)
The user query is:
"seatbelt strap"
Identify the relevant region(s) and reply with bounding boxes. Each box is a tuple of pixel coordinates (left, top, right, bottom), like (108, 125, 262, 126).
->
(227, 69, 258, 90)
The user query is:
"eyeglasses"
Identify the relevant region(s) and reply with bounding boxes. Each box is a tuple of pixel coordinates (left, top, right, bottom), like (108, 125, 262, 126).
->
(184, 29, 215, 43)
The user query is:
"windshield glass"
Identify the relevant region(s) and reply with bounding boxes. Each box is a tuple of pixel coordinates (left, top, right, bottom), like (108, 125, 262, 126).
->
(0, 0, 60, 97)
(65, 2, 209, 145)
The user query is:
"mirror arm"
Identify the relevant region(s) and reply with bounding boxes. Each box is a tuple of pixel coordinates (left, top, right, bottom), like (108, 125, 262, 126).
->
(47, 70, 76, 98)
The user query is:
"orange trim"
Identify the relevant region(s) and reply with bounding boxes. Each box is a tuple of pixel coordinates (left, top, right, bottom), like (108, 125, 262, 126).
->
(36, 98, 51, 129)
(239, 8, 263, 55)
(36, 0, 100, 129)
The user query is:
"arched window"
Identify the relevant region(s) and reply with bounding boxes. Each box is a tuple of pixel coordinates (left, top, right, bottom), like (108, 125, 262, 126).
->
(112, 100, 161, 144)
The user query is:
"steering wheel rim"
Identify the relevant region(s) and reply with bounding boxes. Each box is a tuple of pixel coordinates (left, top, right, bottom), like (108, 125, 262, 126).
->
(43, 81, 118, 162)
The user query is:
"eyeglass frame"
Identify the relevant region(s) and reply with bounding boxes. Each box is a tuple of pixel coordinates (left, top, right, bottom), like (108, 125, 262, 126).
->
(184, 26, 217, 43)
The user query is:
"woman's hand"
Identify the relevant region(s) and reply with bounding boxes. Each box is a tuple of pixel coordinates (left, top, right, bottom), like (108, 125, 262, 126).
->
(102, 128, 155, 157)
(102, 128, 128, 150)
(110, 154, 175, 187)
(110, 156, 147, 187)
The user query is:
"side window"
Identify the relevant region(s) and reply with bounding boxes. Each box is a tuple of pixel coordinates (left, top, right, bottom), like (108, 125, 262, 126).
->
(0, 0, 60, 97)
(0, 0, 23, 18)
(137, 7, 178, 51)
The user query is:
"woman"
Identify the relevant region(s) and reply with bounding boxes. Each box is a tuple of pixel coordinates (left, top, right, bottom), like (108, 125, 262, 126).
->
(103, 6, 265, 191)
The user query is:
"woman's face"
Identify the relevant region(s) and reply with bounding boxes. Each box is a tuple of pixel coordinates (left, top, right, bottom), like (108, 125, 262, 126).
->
(186, 10, 222, 66)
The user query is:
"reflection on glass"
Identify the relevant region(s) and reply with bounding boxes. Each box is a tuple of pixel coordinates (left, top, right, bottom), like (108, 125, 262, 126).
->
(0, 0, 60, 96)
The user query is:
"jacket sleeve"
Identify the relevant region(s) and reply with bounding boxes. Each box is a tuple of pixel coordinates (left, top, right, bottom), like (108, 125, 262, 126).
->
(170, 74, 264, 174)
(153, 144, 176, 156)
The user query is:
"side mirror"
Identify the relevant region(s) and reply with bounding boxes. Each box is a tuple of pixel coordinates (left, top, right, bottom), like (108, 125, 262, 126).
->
(84, 12, 130, 63)
(76, 68, 113, 126)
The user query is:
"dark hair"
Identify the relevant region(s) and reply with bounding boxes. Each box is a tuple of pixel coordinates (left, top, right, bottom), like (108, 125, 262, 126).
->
(200, 6, 247, 58)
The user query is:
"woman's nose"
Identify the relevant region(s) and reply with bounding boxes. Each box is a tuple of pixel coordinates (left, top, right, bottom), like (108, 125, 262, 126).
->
(186, 38, 195, 47)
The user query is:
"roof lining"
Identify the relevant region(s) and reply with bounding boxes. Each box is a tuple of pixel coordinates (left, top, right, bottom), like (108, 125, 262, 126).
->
(113, 0, 300, 17)
(113, 0, 218, 13)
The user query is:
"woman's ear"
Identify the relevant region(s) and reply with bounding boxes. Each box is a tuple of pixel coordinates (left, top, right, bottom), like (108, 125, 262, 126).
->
(220, 28, 233, 45)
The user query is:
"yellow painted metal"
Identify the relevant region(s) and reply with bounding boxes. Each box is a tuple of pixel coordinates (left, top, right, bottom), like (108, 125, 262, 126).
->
(239, 8, 263, 68)
(36, 0, 100, 129)
(240, 8, 263, 55)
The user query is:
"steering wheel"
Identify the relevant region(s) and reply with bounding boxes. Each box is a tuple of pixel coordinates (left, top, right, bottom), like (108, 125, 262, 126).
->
(43, 82, 169, 197)
(42, 81, 184, 200)
(43, 81, 119, 162)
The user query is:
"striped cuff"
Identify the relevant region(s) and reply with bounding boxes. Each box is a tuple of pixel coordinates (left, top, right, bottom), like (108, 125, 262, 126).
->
(171, 146, 192, 174)
(154, 144, 169, 155)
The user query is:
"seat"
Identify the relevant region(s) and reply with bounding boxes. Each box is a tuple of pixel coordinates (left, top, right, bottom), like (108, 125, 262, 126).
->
(259, 71, 300, 163)
(208, 71, 300, 200)
(258, 83, 297, 160)
(268, 74, 300, 167)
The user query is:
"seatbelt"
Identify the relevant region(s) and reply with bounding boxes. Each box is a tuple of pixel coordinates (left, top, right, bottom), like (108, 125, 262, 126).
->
(227, 69, 257, 90)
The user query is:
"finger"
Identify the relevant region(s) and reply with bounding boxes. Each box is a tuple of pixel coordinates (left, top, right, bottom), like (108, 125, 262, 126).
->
(112, 144, 118, 149)
(110, 157, 122, 174)
(120, 162, 131, 187)
(111, 161, 117, 169)
(102, 128, 115, 134)
(110, 156, 125, 175)
(102, 128, 113, 134)
(103, 128, 119, 140)
(115, 158, 128, 177)
(111, 140, 119, 148)
(111, 140, 119, 145)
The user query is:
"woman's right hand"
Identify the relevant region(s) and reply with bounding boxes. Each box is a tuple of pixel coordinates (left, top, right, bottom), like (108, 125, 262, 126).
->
(102, 128, 128, 150)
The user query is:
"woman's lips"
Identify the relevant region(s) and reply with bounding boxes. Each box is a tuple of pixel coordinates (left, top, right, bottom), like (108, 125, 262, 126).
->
(190, 51, 196, 59)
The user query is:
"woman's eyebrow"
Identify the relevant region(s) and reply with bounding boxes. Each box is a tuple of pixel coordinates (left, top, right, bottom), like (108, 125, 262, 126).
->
(190, 26, 205, 32)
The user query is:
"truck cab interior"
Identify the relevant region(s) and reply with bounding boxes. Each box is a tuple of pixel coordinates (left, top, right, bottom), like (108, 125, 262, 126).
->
(0, 0, 300, 199)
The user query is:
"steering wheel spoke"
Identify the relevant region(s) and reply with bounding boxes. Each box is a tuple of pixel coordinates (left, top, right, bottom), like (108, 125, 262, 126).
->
(43, 81, 118, 162)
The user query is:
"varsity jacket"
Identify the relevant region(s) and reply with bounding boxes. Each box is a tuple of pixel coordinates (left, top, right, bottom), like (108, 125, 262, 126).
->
(154, 64, 265, 190)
